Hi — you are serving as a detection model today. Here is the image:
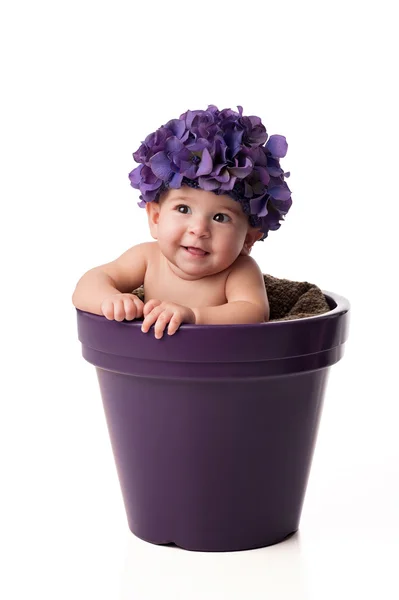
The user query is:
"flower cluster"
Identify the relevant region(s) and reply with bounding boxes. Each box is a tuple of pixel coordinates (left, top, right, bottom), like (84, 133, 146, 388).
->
(129, 105, 292, 239)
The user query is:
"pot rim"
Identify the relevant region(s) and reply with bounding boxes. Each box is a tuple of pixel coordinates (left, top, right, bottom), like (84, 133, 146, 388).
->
(77, 290, 350, 365)
(77, 290, 349, 330)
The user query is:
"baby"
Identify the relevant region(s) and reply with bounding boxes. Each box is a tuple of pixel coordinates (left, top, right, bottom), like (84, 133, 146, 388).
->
(72, 105, 292, 339)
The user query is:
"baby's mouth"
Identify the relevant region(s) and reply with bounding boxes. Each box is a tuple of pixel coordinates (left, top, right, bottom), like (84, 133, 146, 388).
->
(183, 246, 209, 257)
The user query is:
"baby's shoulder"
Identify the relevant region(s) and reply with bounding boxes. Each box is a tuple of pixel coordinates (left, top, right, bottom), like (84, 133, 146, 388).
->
(110, 241, 159, 272)
(123, 241, 159, 261)
(225, 254, 264, 288)
(229, 254, 262, 274)
(132, 241, 158, 253)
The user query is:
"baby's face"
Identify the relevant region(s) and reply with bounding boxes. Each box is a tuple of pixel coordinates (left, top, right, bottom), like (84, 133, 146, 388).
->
(147, 186, 259, 280)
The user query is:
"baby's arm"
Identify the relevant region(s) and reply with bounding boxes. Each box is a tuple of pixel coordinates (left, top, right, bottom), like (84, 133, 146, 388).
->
(193, 255, 269, 324)
(72, 242, 150, 320)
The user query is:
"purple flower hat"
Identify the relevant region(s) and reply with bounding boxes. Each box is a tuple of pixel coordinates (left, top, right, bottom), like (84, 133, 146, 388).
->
(129, 105, 292, 240)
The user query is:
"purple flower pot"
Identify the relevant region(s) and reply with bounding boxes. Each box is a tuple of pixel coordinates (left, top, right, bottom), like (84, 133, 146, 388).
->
(76, 290, 349, 552)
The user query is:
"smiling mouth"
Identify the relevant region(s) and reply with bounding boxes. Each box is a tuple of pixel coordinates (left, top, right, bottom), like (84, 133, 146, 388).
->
(183, 246, 209, 257)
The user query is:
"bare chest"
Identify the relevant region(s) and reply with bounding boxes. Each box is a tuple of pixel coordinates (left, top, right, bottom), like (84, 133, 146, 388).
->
(144, 260, 228, 308)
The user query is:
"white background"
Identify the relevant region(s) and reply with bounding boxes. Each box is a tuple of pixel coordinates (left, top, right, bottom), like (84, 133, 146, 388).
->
(1, 1, 398, 598)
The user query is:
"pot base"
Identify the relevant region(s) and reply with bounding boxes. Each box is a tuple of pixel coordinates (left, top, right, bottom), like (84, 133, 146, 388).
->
(129, 525, 299, 552)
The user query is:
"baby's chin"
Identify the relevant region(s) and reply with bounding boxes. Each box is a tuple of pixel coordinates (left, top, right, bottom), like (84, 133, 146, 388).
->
(165, 254, 225, 281)
(171, 263, 219, 281)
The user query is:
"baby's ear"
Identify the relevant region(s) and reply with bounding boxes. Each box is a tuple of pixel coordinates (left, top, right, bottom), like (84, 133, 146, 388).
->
(146, 202, 160, 239)
(241, 228, 263, 256)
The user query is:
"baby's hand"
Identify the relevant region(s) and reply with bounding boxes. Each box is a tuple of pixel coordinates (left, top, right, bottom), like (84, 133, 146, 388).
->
(101, 293, 144, 322)
(141, 300, 196, 339)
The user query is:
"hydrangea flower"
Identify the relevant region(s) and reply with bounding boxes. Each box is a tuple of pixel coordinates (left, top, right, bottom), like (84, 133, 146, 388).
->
(129, 105, 292, 240)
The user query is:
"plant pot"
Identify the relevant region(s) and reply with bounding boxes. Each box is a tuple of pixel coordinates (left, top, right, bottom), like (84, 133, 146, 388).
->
(76, 290, 349, 552)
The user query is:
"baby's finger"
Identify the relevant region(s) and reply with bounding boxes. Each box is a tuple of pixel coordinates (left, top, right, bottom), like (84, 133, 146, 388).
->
(154, 311, 172, 339)
(167, 313, 182, 336)
(143, 299, 161, 317)
(123, 297, 137, 321)
(133, 297, 144, 319)
(141, 306, 163, 333)
(113, 299, 126, 322)
(101, 299, 114, 320)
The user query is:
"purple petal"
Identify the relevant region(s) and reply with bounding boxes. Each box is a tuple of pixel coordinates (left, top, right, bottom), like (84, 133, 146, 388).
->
(206, 104, 219, 115)
(263, 209, 281, 232)
(214, 168, 229, 183)
(137, 199, 147, 208)
(229, 156, 253, 178)
(266, 135, 288, 158)
(249, 125, 268, 146)
(266, 157, 283, 177)
(224, 127, 243, 157)
(128, 165, 143, 186)
(252, 146, 267, 166)
(132, 143, 148, 163)
(182, 164, 198, 179)
(165, 119, 186, 139)
(174, 147, 192, 163)
(267, 166, 283, 177)
(244, 181, 253, 198)
(186, 138, 210, 152)
(142, 189, 159, 202)
(268, 185, 291, 201)
(165, 136, 184, 154)
(180, 129, 190, 143)
(270, 196, 293, 214)
(169, 172, 184, 188)
(145, 127, 170, 150)
(250, 196, 268, 217)
(212, 163, 227, 176)
(252, 181, 265, 195)
(179, 160, 194, 173)
(255, 166, 270, 185)
(198, 176, 219, 191)
(196, 147, 213, 177)
(149, 151, 173, 181)
(141, 177, 162, 192)
(141, 165, 159, 183)
(219, 176, 237, 191)
(185, 110, 204, 129)
(248, 115, 261, 127)
(213, 136, 227, 163)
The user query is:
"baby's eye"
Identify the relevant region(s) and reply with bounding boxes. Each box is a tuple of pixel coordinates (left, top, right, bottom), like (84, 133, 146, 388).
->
(176, 204, 191, 214)
(213, 213, 230, 223)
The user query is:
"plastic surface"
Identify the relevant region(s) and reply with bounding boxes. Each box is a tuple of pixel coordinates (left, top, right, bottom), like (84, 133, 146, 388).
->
(77, 291, 349, 551)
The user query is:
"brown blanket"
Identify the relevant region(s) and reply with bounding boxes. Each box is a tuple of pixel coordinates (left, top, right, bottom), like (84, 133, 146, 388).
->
(263, 274, 330, 321)
(133, 274, 330, 322)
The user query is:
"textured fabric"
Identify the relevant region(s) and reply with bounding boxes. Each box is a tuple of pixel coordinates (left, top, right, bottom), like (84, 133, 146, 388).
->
(263, 274, 330, 321)
(132, 274, 330, 322)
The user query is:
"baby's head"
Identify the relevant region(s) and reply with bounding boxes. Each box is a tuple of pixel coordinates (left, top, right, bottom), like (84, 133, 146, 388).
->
(129, 105, 292, 272)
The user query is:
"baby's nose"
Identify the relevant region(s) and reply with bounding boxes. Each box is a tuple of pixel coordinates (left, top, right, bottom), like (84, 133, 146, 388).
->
(189, 217, 211, 237)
